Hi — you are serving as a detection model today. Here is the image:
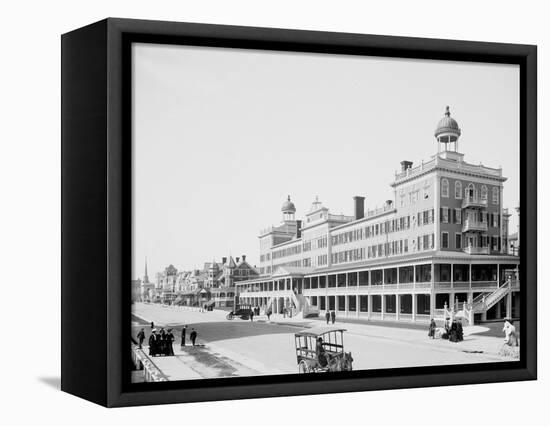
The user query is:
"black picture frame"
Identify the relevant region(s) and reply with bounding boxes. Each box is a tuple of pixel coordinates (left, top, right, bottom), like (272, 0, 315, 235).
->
(61, 17, 537, 407)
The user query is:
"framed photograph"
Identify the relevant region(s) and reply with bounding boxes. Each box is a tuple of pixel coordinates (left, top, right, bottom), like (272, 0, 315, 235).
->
(61, 18, 537, 407)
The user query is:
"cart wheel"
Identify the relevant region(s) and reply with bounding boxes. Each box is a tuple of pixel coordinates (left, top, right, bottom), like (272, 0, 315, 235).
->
(298, 361, 310, 374)
(226, 313, 234, 320)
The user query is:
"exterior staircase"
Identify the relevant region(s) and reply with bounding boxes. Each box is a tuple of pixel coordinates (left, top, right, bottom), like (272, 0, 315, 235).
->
(471, 280, 513, 313)
(436, 279, 516, 326)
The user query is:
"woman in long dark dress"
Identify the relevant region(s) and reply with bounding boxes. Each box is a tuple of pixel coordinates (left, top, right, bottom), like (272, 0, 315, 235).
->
(166, 329, 175, 356)
(148, 329, 158, 356)
(456, 320, 464, 342)
(449, 320, 459, 342)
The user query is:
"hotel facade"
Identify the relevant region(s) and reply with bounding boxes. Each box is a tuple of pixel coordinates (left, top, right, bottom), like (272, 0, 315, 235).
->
(235, 107, 520, 324)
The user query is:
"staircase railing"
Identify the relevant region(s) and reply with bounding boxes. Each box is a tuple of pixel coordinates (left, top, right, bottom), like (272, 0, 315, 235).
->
(471, 279, 512, 313)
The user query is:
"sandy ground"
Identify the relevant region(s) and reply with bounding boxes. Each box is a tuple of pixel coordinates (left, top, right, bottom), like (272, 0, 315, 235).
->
(131, 302, 515, 381)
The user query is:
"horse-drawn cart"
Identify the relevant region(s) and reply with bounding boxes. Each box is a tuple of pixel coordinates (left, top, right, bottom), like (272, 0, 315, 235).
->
(295, 327, 353, 373)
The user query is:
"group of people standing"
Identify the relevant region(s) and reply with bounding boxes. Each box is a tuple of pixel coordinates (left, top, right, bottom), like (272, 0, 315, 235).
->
(136, 324, 199, 357)
(325, 310, 336, 324)
(144, 328, 176, 356)
(428, 318, 464, 342)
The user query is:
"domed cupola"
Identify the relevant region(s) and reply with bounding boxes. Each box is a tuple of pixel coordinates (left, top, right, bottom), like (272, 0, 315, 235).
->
(435, 106, 461, 152)
(281, 195, 296, 221)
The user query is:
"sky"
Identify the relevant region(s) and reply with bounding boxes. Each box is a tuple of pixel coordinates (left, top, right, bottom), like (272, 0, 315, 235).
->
(132, 43, 520, 280)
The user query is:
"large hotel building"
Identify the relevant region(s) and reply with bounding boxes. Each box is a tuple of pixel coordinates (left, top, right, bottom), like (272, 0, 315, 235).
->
(235, 107, 520, 324)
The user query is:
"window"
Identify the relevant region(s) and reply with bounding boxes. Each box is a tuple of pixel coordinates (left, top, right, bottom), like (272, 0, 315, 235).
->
(455, 181, 462, 199)
(455, 233, 462, 249)
(441, 207, 449, 223)
(454, 208, 462, 225)
(492, 187, 499, 204)
(481, 185, 488, 201)
(441, 178, 449, 198)
(465, 183, 475, 200)
(442, 232, 449, 249)
(491, 236, 498, 251)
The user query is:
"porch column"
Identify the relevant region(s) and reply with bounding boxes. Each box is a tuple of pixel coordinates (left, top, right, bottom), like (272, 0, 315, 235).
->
(356, 294, 360, 318)
(497, 263, 500, 285)
(469, 264, 472, 289)
(451, 263, 454, 288)
(396, 294, 400, 321)
(381, 295, 385, 321)
(506, 292, 512, 318)
(430, 289, 435, 319)
(368, 294, 372, 320)
(345, 294, 349, 317)
(412, 293, 417, 322)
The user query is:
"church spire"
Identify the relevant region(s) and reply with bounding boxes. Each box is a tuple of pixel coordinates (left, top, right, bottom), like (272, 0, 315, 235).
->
(144, 257, 149, 283)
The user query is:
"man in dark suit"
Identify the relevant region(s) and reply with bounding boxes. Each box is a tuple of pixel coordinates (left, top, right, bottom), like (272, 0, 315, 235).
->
(137, 328, 145, 349)
(181, 325, 187, 348)
(190, 328, 198, 346)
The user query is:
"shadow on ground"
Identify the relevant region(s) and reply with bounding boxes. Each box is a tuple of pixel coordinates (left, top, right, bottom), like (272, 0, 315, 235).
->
(38, 376, 61, 390)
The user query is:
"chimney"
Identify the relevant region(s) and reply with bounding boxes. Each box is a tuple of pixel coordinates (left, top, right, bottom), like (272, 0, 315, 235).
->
(236, 257, 240, 264)
(296, 220, 302, 239)
(353, 196, 365, 220)
(242, 255, 246, 262)
(222, 257, 227, 265)
(400, 160, 413, 172)
(386, 200, 393, 208)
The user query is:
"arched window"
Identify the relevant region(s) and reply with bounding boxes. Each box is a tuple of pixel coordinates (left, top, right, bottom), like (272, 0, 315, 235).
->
(455, 181, 462, 199)
(492, 187, 499, 204)
(441, 178, 449, 198)
(465, 183, 475, 200)
(481, 185, 488, 201)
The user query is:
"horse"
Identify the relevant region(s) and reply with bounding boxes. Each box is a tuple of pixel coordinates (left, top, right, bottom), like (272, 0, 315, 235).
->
(328, 352, 354, 372)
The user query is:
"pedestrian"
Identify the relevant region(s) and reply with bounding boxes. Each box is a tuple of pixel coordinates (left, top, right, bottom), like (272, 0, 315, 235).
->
(325, 310, 330, 324)
(283, 307, 287, 318)
(181, 325, 187, 348)
(190, 328, 197, 346)
(250, 309, 254, 322)
(150, 321, 154, 329)
(330, 310, 336, 324)
(428, 319, 436, 339)
(149, 329, 158, 356)
(456, 319, 464, 342)
(267, 308, 272, 322)
(165, 329, 175, 355)
(442, 317, 451, 340)
(159, 328, 167, 355)
(449, 320, 459, 343)
(137, 328, 145, 349)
